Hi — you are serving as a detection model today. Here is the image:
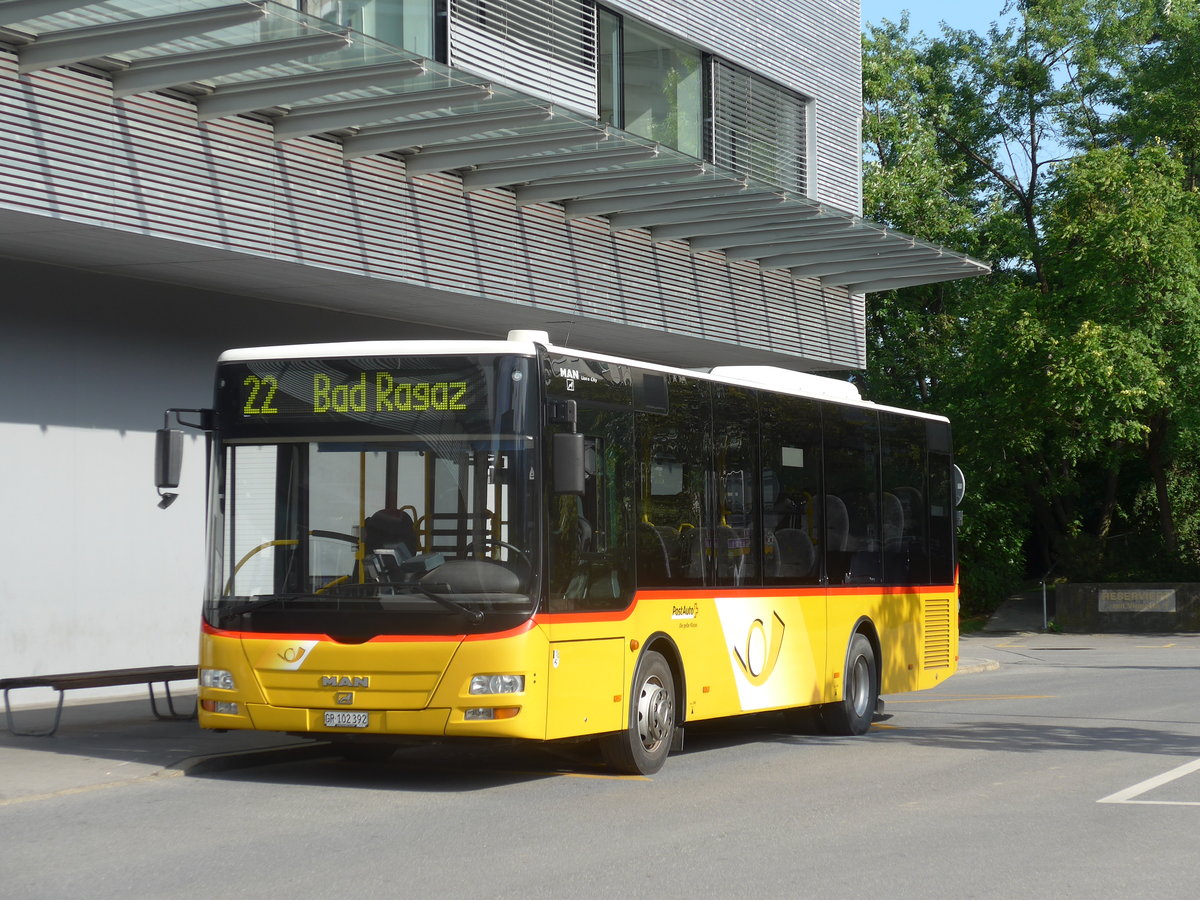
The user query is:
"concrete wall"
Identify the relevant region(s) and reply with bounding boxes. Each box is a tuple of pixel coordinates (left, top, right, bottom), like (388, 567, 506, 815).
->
(0, 260, 469, 696)
(1056, 584, 1200, 634)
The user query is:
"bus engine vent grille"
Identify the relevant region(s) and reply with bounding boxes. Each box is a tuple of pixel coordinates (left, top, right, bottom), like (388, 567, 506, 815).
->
(923, 597, 953, 669)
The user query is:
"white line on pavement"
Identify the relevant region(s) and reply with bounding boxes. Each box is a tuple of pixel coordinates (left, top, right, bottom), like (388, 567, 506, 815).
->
(1098, 757, 1200, 805)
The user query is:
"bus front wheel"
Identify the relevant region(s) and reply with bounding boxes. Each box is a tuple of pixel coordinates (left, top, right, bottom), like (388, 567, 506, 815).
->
(601, 650, 675, 775)
(822, 633, 878, 736)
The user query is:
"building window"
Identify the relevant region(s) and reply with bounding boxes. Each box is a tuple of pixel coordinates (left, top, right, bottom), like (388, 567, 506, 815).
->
(598, 8, 808, 194)
(618, 16, 702, 157)
(710, 59, 809, 196)
(447, 0, 599, 114)
(597, 9, 702, 157)
(597, 5, 622, 129)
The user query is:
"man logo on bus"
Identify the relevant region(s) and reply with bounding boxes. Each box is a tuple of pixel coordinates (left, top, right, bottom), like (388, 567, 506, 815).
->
(732, 612, 785, 687)
(321, 675, 369, 688)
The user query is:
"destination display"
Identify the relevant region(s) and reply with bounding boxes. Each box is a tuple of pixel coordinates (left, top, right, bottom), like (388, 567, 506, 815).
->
(240, 371, 471, 416)
(216, 355, 530, 437)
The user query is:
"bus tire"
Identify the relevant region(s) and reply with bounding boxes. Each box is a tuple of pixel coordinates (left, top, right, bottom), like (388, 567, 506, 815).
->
(822, 633, 877, 736)
(601, 650, 675, 775)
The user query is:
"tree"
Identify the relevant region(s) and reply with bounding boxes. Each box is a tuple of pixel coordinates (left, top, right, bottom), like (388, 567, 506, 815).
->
(862, 1, 1200, 610)
(1107, 0, 1200, 187)
(1042, 146, 1200, 560)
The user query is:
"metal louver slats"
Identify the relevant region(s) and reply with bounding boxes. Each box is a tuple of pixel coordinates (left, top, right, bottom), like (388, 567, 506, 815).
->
(710, 59, 807, 196)
(448, 0, 597, 116)
(0, 0, 991, 298)
(923, 597, 952, 669)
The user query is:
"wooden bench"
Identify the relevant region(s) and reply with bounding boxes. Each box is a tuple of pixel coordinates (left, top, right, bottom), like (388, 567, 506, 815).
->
(1, 665, 197, 737)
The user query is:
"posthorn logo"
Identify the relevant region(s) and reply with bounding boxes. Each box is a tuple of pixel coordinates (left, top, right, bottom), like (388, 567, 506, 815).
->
(732, 612, 785, 687)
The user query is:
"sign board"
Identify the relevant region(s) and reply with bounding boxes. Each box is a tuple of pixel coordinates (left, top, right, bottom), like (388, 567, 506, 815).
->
(1097, 589, 1177, 613)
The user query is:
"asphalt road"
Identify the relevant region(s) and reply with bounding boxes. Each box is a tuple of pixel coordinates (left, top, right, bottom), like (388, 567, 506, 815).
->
(3, 631, 1198, 899)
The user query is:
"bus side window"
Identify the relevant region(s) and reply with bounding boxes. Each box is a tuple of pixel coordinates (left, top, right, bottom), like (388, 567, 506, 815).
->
(760, 394, 822, 586)
(712, 384, 758, 587)
(635, 377, 710, 587)
(824, 405, 882, 585)
(927, 421, 956, 585)
(880, 413, 931, 585)
(547, 409, 635, 611)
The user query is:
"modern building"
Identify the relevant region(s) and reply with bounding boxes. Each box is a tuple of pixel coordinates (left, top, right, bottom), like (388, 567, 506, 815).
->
(0, 0, 986, 690)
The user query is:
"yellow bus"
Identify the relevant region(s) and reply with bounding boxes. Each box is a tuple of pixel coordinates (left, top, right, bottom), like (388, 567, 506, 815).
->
(158, 330, 960, 774)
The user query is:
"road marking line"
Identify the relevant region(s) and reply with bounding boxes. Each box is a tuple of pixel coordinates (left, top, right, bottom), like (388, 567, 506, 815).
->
(1097, 757, 1200, 805)
(0, 768, 183, 808)
(888, 694, 1052, 704)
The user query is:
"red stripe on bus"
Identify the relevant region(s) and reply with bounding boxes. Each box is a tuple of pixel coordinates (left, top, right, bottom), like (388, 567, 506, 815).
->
(200, 619, 535, 643)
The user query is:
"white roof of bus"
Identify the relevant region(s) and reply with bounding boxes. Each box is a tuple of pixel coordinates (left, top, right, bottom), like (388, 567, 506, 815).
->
(218, 332, 948, 423)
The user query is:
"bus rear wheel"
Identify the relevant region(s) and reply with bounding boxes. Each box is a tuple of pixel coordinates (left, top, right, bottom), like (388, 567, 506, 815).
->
(601, 650, 675, 775)
(822, 633, 878, 736)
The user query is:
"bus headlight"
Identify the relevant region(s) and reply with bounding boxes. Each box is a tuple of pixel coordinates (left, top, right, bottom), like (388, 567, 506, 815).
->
(200, 668, 235, 690)
(469, 674, 524, 695)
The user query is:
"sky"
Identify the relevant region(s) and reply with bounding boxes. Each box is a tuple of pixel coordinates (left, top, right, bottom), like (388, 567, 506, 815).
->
(860, 1, 1014, 37)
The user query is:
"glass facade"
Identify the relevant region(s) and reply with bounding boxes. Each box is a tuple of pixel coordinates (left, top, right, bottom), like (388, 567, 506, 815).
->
(598, 8, 702, 157)
(617, 17, 702, 156)
(303, 0, 437, 57)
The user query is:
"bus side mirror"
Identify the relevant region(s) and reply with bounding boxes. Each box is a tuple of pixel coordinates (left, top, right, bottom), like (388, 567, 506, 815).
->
(552, 432, 585, 495)
(155, 428, 183, 508)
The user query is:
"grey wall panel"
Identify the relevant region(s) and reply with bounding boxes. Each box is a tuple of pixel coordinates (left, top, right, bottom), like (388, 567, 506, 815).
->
(0, 261, 464, 683)
(0, 51, 865, 370)
(604, 0, 862, 213)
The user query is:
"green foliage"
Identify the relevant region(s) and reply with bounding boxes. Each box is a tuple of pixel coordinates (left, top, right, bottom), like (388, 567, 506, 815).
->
(862, 1, 1200, 609)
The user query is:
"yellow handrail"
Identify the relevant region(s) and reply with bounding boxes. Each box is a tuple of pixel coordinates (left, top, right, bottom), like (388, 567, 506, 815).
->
(222, 539, 298, 595)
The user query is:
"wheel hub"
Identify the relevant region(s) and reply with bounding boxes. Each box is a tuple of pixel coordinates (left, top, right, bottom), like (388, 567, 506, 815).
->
(849, 656, 871, 717)
(637, 676, 673, 750)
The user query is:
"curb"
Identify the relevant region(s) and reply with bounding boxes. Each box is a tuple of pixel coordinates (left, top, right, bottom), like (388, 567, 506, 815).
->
(957, 658, 1000, 674)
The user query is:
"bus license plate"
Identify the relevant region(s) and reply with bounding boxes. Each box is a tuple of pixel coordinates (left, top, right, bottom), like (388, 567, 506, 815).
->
(324, 711, 369, 728)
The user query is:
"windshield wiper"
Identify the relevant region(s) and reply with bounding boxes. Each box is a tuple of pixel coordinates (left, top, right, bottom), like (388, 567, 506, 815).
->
(223, 587, 484, 623)
(221, 594, 313, 616)
(415, 586, 485, 623)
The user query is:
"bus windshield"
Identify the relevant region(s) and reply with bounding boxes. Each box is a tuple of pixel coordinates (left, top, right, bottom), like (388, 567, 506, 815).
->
(205, 354, 538, 638)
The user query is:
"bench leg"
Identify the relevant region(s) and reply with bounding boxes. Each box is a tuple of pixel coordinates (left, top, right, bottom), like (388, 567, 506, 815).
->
(3, 687, 67, 737)
(148, 682, 196, 721)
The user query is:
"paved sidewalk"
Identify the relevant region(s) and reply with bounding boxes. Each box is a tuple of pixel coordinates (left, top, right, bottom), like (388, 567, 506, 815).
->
(983, 590, 1049, 634)
(0, 694, 324, 806)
